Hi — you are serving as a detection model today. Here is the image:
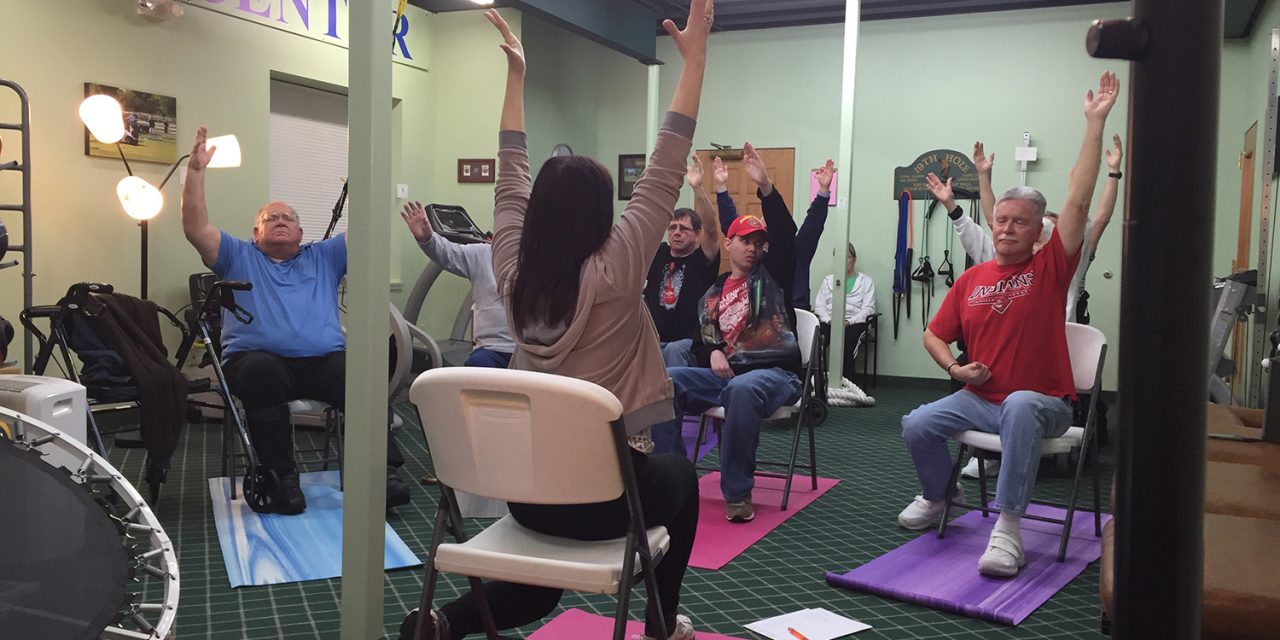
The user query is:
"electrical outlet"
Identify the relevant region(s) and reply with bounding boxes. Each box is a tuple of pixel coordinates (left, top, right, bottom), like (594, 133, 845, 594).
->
(397, 183, 409, 199)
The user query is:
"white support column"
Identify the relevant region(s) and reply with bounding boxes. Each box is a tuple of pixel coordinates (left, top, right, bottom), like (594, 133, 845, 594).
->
(827, 0, 861, 388)
(340, 1, 392, 638)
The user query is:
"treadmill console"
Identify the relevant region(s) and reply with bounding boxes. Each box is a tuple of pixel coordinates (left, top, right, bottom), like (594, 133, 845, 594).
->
(426, 204, 487, 244)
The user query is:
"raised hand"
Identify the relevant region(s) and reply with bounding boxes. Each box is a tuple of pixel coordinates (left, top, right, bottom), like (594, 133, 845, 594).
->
(925, 172, 955, 208)
(400, 200, 433, 243)
(1105, 133, 1124, 171)
(687, 154, 705, 190)
(663, 0, 714, 63)
(743, 142, 772, 193)
(484, 9, 525, 76)
(189, 126, 216, 172)
(1084, 71, 1119, 122)
(712, 156, 729, 191)
(815, 159, 835, 193)
(973, 141, 994, 174)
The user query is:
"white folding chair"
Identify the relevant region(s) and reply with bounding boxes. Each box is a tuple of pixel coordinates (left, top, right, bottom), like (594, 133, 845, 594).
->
(691, 308, 823, 510)
(937, 322, 1107, 561)
(409, 367, 671, 640)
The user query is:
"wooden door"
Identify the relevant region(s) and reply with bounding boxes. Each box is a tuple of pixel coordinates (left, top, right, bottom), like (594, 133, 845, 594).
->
(693, 147, 796, 273)
(1231, 123, 1258, 395)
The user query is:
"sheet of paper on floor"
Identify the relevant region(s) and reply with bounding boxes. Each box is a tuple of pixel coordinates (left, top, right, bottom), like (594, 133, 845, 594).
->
(744, 608, 871, 640)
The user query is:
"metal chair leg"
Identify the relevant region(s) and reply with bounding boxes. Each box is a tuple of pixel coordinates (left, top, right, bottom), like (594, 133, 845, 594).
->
(977, 453, 990, 517)
(614, 529, 638, 640)
(692, 415, 708, 463)
(937, 444, 967, 539)
(781, 407, 805, 511)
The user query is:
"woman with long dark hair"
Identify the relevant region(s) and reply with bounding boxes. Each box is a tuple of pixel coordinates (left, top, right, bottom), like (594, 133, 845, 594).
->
(404, 3, 713, 639)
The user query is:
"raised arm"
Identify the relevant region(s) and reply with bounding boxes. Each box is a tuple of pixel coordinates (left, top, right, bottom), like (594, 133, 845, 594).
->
(486, 10, 524, 134)
(604, 0, 714, 289)
(687, 154, 720, 260)
(930, 172, 994, 263)
(713, 156, 737, 233)
(743, 140, 774, 198)
(663, 0, 713, 121)
(181, 127, 222, 266)
(973, 141, 996, 227)
(486, 9, 530, 291)
(1058, 72, 1119, 258)
(1089, 133, 1123, 255)
(402, 200, 473, 278)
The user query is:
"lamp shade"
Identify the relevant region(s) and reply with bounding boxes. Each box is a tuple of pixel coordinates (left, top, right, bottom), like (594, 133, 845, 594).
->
(205, 134, 241, 168)
(116, 176, 163, 220)
(79, 95, 125, 144)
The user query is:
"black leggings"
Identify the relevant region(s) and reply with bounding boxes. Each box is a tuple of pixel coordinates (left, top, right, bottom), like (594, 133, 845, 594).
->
(819, 322, 867, 380)
(440, 450, 699, 639)
(224, 350, 404, 473)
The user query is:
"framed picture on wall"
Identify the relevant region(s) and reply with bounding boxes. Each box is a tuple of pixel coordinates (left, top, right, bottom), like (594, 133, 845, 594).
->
(458, 158, 495, 183)
(83, 83, 178, 164)
(618, 154, 646, 200)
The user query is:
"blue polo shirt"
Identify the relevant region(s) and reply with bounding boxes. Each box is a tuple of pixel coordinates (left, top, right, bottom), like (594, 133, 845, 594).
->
(211, 231, 347, 358)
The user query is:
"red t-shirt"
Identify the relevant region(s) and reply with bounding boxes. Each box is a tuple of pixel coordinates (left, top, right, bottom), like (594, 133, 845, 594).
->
(928, 228, 1082, 404)
(718, 275, 750, 354)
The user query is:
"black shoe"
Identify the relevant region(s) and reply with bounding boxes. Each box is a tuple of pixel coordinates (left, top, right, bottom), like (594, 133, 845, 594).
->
(275, 471, 307, 515)
(386, 466, 411, 509)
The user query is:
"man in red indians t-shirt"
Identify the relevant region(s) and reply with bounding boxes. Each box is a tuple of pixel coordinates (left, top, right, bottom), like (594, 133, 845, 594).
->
(897, 72, 1120, 579)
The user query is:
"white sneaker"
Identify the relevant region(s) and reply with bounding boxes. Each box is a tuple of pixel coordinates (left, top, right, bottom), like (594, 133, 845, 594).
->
(961, 456, 1000, 479)
(978, 529, 1026, 577)
(897, 485, 964, 530)
(633, 614, 694, 640)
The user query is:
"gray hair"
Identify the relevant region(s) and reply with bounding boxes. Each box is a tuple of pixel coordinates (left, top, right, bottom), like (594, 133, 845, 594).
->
(994, 186, 1048, 220)
(847, 243, 857, 260)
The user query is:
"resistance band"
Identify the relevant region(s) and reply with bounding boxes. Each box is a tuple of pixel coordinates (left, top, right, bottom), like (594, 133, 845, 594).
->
(893, 191, 912, 339)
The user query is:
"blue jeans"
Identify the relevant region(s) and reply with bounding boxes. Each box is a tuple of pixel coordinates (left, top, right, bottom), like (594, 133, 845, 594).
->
(659, 339, 697, 368)
(465, 348, 513, 368)
(902, 389, 1072, 515)
(653, 366, 803, 502)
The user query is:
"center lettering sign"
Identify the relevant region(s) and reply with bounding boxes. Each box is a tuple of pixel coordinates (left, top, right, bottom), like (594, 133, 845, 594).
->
(892, 149, 980, 200)
(196, 0, 429, 72)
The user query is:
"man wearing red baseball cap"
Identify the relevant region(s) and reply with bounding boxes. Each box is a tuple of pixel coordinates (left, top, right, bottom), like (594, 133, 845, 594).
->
(652, 143, 803, 523)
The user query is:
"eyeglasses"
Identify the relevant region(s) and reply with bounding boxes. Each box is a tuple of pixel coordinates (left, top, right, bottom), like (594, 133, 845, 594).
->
(260, 212, 297, 224)
(667, 223, 696, 234)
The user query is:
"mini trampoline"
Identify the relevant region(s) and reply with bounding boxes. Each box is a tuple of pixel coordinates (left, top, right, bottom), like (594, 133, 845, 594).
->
(0, 406, 177, 639)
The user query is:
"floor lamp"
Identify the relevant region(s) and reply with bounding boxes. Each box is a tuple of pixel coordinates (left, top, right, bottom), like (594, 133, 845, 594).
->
(79, 95, 240, 299)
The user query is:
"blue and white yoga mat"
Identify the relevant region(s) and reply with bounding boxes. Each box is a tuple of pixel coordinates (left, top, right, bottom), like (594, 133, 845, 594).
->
(209, 470, 422, 588)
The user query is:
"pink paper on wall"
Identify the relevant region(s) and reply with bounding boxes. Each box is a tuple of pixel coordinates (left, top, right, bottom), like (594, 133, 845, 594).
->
(810, 169, 837, 206)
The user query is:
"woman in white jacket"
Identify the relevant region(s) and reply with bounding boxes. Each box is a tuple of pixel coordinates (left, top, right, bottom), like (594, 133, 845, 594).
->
(814, 243, 875, 383)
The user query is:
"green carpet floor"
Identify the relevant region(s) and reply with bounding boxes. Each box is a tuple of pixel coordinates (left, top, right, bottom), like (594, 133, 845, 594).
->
(102, 378, 1111, 639)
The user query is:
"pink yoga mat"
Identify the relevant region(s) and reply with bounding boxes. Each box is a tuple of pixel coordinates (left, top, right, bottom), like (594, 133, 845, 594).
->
(825, 504, 1109, 626)
(690, 472, 840, 570)
(527, 608, 747, 639)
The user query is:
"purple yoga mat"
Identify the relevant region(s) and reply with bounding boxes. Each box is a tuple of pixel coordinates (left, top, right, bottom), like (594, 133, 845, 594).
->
(682, 416, 717, 461)
(825, 504, 1109, 626)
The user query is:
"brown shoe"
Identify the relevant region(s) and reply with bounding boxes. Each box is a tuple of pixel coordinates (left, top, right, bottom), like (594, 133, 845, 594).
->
(724, 495, 754, 523)
(420, 470, 439, 486)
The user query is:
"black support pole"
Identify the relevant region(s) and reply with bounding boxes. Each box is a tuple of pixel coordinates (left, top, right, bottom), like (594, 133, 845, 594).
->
(140, 219, 148, 300)
(1088, 1, 1221, 637)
